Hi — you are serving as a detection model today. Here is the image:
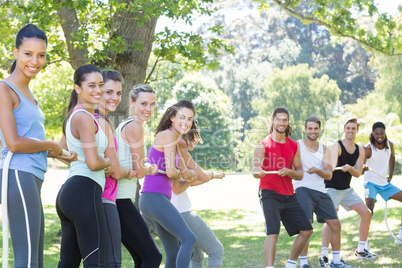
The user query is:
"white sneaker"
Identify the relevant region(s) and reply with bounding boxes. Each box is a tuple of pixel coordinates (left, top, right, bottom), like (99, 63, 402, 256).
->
(395, 235, 402, 245)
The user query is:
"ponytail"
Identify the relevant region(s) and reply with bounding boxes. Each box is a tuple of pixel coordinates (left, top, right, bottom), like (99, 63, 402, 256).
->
(9, 60, 16, 74)
(62, 64, 101, 135)
(62, 90, 78, 135)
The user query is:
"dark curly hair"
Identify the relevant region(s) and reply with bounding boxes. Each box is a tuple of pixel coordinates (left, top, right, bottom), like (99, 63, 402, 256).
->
(269, 107, 293, 137)
(155, 100, 201, 146)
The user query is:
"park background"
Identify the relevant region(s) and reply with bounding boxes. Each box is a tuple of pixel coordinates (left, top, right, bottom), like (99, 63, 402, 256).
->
(1, 0, 402, 266)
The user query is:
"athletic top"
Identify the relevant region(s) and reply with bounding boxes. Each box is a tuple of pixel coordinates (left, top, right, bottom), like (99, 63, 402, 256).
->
(325, 140, 359, 190)
(66, 109, 107, 189)
(171, 188, 192, 213)
(115, 118, 144, 200)
(95, 113, 119, 202)
(260, 135, 298, 195)
(364, 141, 390, 186)
(141, 144, 179, 199)
(294, 140, 326, 193)
(0, 80, 47, 180)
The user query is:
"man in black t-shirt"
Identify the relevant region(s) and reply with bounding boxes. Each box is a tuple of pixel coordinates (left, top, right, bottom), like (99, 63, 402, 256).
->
(320, 118, 376, 267)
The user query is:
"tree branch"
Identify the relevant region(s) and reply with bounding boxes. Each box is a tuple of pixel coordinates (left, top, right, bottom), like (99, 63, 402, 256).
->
(271, 0, 402, 56)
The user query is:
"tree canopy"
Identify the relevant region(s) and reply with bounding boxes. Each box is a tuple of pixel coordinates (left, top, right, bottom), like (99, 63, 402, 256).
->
(253, 0, 402, 56)
(0, 0, 233, 123)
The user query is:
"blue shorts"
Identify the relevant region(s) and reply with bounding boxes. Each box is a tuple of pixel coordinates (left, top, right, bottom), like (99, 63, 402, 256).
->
(364, 181, 401, 202)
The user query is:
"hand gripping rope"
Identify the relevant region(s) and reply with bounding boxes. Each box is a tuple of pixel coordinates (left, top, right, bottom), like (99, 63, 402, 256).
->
(367, 167, 402, 242)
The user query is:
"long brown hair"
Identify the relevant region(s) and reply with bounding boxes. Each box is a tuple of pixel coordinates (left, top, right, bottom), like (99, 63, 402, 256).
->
(269, 107, 293, 137)
(94, 69, 124, 131)
(155, 100, 201, 146)
(62, 64, 102, 135)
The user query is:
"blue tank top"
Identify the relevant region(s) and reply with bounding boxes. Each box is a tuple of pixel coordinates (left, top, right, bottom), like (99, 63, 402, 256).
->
(0, 80, 47, 180)
(66, 109, 108, 189)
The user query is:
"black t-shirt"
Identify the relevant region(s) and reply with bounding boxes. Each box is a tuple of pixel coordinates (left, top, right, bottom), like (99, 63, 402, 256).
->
(325, 140, 359, 190)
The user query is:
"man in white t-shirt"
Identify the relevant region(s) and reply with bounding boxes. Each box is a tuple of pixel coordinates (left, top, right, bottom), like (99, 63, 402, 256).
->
(364, 121, 402, 245)
(295, 116, 354, 268)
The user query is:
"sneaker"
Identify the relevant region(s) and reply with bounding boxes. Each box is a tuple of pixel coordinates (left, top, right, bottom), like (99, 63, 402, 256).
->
(330, 259, 356, 268)
(354, 248, 377, 259)
(329, 259, 356, 268)
(395, 235, 402, 245)
(300, 264, 311, 268)
(319, 256, 329, 267)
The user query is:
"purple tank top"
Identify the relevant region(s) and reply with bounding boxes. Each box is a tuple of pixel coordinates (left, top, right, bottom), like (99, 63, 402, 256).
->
(141, 145, 179, 198)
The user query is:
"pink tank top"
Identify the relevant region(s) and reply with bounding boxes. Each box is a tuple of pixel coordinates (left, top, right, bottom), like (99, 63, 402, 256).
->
(94, 114, 118, 202)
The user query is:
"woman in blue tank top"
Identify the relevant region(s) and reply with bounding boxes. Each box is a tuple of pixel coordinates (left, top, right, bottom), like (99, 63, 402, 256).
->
(56, 65, 113, 267)
(0, 24, 74, 268)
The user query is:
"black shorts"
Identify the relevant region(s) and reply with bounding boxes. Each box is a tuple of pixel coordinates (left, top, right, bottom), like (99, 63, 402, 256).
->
(259, 189, 312, 236)
(295, 187, 338, 223)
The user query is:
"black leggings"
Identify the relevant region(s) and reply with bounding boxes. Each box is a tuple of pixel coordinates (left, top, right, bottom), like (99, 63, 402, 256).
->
(56, 176, 107, 268)
(116, 199, 162, 268)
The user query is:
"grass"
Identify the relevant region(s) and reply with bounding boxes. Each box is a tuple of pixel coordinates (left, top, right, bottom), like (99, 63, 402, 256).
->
(1, 170, 401, 267)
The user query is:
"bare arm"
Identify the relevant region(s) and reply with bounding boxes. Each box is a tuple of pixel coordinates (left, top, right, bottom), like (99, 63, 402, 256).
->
(179, 146, 211, 182)
(172, 178, 207, 195)
(307, 145, 332, 180)
(123, 121, 155, 179)
(252, 143, 266, 178)
(97, 117, 135, 180)
(71, 112, 111, 171)
(362, 144, 372, 173)
(278, 145, 304, 180)
(54, 135, 77, 166)
(329, 141, 340, 168)
(154, 130, 180, 179)
(342, 146, 365, 178)
(0, 84, 62, 156)
(388, 141, 395, 182)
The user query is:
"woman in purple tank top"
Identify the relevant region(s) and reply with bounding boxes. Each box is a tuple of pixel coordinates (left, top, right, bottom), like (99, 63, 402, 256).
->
(139, 100, 210, 268)
(95, 70, 137, 267)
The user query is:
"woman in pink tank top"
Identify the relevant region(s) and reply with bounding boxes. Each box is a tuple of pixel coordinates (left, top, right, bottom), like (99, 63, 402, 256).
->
(95, 70, 137, 267)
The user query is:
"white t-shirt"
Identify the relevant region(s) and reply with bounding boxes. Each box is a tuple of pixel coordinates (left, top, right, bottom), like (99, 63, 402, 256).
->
(364, 141, 390, 186)
(294, 139, 326, 193)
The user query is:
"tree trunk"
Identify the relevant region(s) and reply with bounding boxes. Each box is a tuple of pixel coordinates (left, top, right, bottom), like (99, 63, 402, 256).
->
(56, 2, 89, 70)
(107, 3, 158, 129)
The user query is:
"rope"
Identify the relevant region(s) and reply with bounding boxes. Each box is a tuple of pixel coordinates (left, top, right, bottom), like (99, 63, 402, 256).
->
(2, 150, 13, 268)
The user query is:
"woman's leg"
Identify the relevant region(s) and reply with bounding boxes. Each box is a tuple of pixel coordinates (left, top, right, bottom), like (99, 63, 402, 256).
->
(181, 211, 224, 268)
(0, 170, 44, 268)
(103, 202, 122, 268)
(116, 198, 162, 268)
(140, 193, 196, 268)
(56, 176, 107, 268)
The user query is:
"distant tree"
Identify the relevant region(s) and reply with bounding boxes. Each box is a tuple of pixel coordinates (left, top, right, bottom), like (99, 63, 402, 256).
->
(172, 73, 242, 169)
(31, 62, 74, 139)
(253, 63, 341, 140)
(198, 1, 376, 106)
(375, 55, 402, 119)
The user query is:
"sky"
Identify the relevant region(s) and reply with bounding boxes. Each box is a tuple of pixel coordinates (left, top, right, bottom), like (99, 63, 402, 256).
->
(155, 0, 401, 33)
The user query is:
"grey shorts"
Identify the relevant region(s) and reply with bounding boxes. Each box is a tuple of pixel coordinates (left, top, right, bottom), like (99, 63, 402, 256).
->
(326, 187, 363, 211)
(295, 187, 338, 223)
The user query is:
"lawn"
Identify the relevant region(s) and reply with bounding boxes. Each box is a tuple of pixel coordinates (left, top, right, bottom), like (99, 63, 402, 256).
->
(1, 168, 401, 267)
